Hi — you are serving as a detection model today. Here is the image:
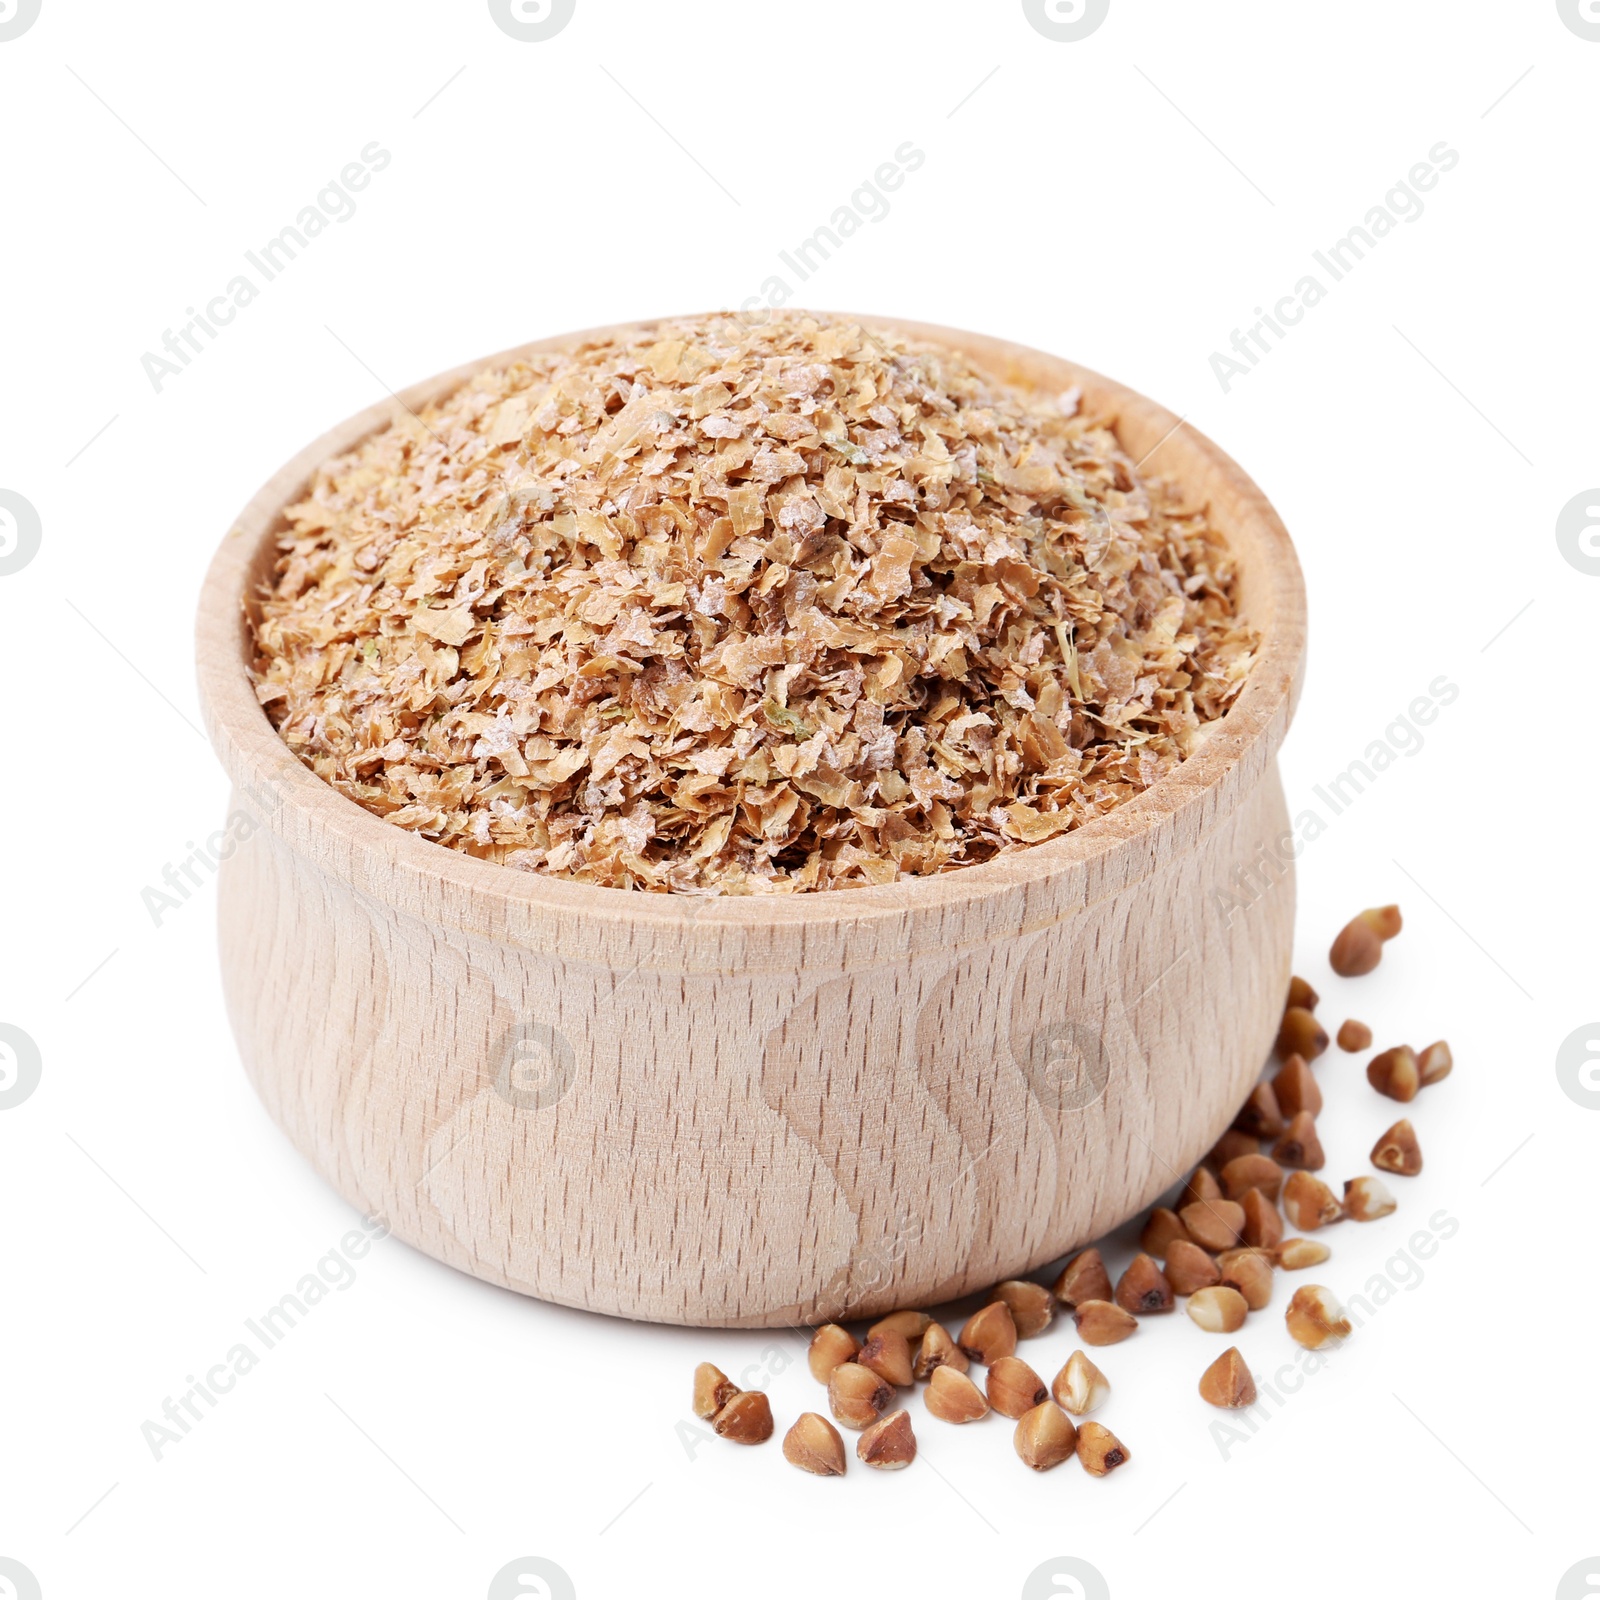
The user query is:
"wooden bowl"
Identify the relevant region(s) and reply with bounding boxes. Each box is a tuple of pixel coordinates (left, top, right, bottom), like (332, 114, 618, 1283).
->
(196, 316, 1305, 1328)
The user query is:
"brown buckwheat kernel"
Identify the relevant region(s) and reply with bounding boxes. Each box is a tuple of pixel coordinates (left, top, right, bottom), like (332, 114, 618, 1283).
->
(957, 1302, 1018, 1365)
(783, 1412, 847, 1476)
(1368, 1046, 1420, 1103)
(1234, 1081, 1288, 1138)
(858, 1329, 914, 1388)
(693, 1362, 739, 1419)
(986, 1356, 1050, 1419)
(1337, 1019, 1373, 1052)
(1051, 1350, 1111, 1416)
(712, 1390, 775, 1444)
(1052, 1248, 1113, 1310)
(1220, 1152, 1284, 1202)
(1199, 1346, 1258, 1409)
(1114, 1253, 1175, 1315)
(1205, 1129, 1261, 1171)
(867, 1309, 932, 1343)
(1240, 1187, 1284, 1251)
(1370, 1118, 1422, 1176)
(1272, 1110, 1326, 1171)
(1140, 1207, 1192, 1258)
(1271, 1053, 1323, 1119)
(1417, 1040, 1454, 1087)
(828, 1362, 893, 1429)
(1330, 905, 1401, 978)
(1281, 1170, 1343, 1231)
(1072, 1300, 1139, 1346)
(988, 1280, 1055, 1338)
(1286, 975, 1320, 1013)
(913, 1322, 969, 1380)
(924, 1365, 990, 1424)
(1164, 1239, 1222, 1297)
(1014, 1401, 1078, 1471)
(1276, 1007, 1329, 1063)
(1217, 1249, 1274, 1311)
(1179, 1198, 1246, 1252)
(1275, 1237, 1331, 1270)
(856, 1410, 917, 1470)
(1076, 1421, 1130, 1476)
(1186, 1285, 1249, 1333)
(1342, 1174, 1397, 1221)
(1329, 917, 1382, 977)
(807, 1324, 860, 1383)
(1285, 1284, 1351, 1350)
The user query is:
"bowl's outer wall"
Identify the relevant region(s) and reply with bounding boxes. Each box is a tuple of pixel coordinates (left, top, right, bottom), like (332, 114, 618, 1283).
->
(218, 771, 1292, 1326)
(200, 315, 1306, 1327)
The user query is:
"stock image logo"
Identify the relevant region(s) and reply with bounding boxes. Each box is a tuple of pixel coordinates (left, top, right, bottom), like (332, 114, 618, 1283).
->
(1557, 1558, 1600, 1598)
(1022, 0, 1109, 42)
(1557, 0, 1600, 42)
(0, 490, 41, 577)
(488, 1556, 576, 1599)
(1556, 1022, 1600, 1110)
(1019, 1018, 1111, 1111)
(0, 0, 41, 43)
(0, 1023, 42, 1111)
(1021, 1556, 1110, 1600)
(488, 0, 575, 41)
(1556, 489, 1600, 575)
(492, 1020, 576, 1111)
(0, 1558, 42, 1600)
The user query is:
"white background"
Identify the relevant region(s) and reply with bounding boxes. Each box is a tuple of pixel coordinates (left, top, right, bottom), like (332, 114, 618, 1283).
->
(2, 2, 1597, 1597)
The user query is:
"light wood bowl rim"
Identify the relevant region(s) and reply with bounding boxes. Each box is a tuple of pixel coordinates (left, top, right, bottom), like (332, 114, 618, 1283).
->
(195, 313, 1306, 940)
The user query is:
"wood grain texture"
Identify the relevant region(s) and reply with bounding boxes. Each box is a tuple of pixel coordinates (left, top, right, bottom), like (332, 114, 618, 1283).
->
(196, 315, 1306, 1328)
